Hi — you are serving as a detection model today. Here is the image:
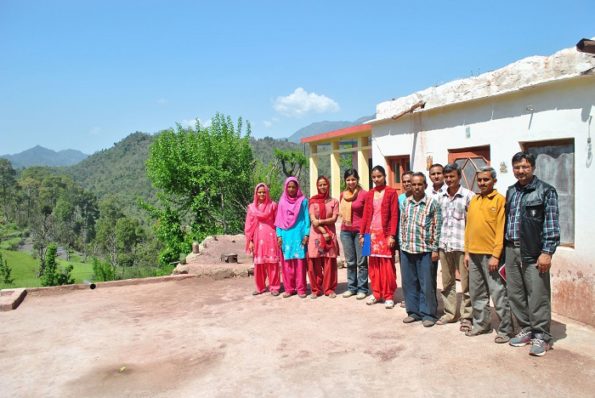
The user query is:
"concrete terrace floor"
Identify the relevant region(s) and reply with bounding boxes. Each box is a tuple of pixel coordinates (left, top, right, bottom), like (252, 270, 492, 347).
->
(1, 269, 594, 398)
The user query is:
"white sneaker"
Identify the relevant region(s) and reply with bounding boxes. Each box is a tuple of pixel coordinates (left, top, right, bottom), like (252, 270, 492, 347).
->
(366, 296, 378, 305)
(356, 292, 367, 300)
(385, 300, 395, 309)
(343, 291, 355, 298)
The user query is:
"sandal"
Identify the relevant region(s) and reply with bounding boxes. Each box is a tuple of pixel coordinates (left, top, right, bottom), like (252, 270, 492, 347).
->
(436, 316, 456, 325)
(465, 328, 491, 337)
(459, 319, 472, 332)
(494, 335, 510, 344)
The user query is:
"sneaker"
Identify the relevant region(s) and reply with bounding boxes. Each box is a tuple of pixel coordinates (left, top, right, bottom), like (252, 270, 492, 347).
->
(384, 300, 395, 309)
(356, 292, 367, 300)
(366, 296, 378, 305)
(403, 316, 420, 324)
(422, 320, 436, 328)
(343, 291, 356, 298)
(509, 330, 533, 347)
(327, 292, 337, 299)
(529, 335, 550, 357)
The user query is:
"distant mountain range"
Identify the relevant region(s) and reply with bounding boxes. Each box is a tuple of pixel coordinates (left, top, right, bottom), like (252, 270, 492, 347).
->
(2, 115, 373, 169)
(287, 115, 374, 143)
(1, 145, 88, 168)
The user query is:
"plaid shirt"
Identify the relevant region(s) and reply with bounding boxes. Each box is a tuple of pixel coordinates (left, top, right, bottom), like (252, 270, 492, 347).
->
(505, 179, 560, 254)
(400, 194, 442, 253)
(438, 186, 474, 252)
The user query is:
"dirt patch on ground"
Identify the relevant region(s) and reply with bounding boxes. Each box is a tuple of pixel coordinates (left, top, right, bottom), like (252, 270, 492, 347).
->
(1, 272, 594, 397)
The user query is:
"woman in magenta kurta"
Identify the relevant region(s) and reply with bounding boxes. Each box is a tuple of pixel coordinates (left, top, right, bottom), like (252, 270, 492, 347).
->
(308, 176, 339, 298)
(245, 183, 281, 296)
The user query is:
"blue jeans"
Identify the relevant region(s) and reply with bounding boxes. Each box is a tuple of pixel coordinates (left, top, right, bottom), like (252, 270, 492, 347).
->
(400, 251, 438, 321)
(340, 230, 369, 294)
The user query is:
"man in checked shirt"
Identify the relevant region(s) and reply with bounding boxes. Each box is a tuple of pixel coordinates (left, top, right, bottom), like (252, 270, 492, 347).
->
(505, 152, 560, 357)
(436, 163, 475, 332)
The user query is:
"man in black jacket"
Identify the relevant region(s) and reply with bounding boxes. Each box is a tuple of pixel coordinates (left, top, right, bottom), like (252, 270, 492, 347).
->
(505, 152, 560, 357)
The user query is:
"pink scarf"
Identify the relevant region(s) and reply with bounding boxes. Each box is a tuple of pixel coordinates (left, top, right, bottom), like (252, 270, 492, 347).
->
(244, 183, 275, 252)
(274, 176, 305, 230)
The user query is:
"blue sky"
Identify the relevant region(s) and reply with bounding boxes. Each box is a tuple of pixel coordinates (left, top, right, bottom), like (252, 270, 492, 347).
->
(0, 0, 593, 154)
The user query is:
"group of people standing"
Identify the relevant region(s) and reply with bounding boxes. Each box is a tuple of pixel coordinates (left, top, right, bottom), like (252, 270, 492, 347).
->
(244, 151, 560, 357)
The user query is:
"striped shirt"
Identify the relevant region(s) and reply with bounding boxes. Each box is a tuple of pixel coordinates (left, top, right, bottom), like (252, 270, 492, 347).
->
(505, 180, 560, 254)
(400, 194, 442, 254)
(438, 186, 474, 252)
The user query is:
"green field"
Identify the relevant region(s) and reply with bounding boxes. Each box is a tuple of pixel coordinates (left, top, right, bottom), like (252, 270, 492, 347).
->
(0, 249, 94, 289)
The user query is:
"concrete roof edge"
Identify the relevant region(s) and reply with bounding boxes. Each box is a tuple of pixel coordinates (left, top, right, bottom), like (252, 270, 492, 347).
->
(375, 39, 595, 122)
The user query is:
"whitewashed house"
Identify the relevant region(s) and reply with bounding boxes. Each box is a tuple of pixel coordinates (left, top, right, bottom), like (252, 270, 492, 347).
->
(366, 43, 595, 325)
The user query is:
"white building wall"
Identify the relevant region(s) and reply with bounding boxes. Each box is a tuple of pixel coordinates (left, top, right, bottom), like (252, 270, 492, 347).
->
(371, 76, 595, 325)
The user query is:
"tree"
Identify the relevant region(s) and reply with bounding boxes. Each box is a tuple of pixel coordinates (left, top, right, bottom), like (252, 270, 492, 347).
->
(95, 197, 124, 267)
(41, 243, 74, 286)
(146, 113, 254, 265)
(92, 257, 115, 281)
(274, 149, 307, 179)
(0, 252, 14, 285)
(0, 159, 17, 220)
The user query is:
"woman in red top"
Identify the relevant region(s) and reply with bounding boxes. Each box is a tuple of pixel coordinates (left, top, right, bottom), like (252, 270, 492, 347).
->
(339, 168, 368, 299)
(359, 165, 399, 308)
(307, 176, 340, 298)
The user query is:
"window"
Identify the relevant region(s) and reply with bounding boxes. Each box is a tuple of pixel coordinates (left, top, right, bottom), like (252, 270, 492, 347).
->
(448, 146, 490, 193)
(385, 156, 410, 194)
(523, 139, 575, 246)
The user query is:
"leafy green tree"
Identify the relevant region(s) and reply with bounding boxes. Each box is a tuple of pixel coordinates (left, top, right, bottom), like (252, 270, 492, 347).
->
(115, 217, 144, 267)
(95, 197, 124, 267)
(0, 159, 17, 220)
(92, 257, 115, 281)
(0, 251, 14, 285)
(274, 149, 307, 179)
(41, 243, 74, 286)
(146, 113, 254, 265)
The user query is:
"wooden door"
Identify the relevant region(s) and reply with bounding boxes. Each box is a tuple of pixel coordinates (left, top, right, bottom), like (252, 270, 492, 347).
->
(448, 146, 490, 193)
(386, 156, 410, 194)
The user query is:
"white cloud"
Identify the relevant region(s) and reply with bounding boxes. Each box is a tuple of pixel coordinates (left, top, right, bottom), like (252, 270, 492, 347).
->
(263, 117, 279, 128)
(156, 98, 168, 105)
(273, 87, 340, 117)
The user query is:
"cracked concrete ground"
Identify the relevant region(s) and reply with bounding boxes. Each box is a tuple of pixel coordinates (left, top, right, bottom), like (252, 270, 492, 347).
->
(1, 270, 594, 397)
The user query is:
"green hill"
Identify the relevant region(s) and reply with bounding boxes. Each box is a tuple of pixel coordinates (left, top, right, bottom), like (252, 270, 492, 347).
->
(64, 131, 301, 221)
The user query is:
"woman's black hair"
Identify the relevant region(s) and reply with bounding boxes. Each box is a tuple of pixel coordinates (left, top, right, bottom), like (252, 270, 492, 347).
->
(371, 165, 386, 177)
(343, 168, 360, 180)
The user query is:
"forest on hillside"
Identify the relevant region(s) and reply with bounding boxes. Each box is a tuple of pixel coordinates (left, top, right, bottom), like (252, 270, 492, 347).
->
(0, 115, 308, 288)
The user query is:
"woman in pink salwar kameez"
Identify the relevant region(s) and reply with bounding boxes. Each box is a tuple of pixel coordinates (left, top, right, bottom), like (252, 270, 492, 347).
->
(245, 183, 281, 296)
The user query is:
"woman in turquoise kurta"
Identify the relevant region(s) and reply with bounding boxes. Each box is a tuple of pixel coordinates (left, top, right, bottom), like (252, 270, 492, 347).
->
(275, 177, 310, 298)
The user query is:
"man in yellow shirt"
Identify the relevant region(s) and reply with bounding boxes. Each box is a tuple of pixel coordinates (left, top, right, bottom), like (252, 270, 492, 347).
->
(464, 166, 512, 343)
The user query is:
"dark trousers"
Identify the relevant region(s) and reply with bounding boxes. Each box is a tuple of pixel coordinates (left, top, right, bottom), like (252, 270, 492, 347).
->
(400, 251, 438, 321)
(505, 245, 552, 342)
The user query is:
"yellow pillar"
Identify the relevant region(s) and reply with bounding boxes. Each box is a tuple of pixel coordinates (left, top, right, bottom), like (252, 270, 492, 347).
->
(358, 136, 370, 189)
(330, 141, 341, 199)
(309, 143, 318, 197)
